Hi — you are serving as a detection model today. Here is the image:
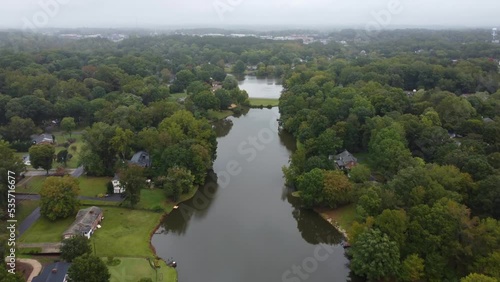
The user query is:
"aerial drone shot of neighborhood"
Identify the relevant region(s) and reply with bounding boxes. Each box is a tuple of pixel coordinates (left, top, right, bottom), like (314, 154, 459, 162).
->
(1, 0, 500, 282)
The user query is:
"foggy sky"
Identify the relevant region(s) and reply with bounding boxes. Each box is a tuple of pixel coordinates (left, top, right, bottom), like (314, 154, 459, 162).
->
(1, 0, 499, 30)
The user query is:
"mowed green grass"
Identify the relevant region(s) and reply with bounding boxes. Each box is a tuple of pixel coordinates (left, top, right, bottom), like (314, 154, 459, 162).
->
(137, 187, 197, 212)
(107, 257, 177, 282)
(19, 216, 75, 243)
(17, 200, 39, 222)
(248, 98, 279, 107)
(18, 176, 45, 194)
(53, 131, 83, 169)
(207, 109, 234, 120)
(91, 207, 163, 258)
(78, 177, 110, 197)
(19, 176, 109, 196)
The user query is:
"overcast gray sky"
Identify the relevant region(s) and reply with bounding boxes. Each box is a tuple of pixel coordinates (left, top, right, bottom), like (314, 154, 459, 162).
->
(1, 0, 499, 29)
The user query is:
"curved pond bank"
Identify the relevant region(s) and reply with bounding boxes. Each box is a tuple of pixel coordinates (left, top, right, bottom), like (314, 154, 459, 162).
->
(152, 108, 354, 281)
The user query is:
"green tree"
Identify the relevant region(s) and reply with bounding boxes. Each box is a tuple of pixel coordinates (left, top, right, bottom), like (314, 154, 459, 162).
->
(349, 164, 371, 183)
(0, 141, 24, 215)
(80, 122, 118, 176)
(39, 176, 80, 221)
(61, 117, 76, 137)
(67, 253, 110, 282)
(0, 116, 39, 142)
(61, 235, 92, 262)
(460, 273, 497, 282)
(369, 123, 413, 176)
(57, 149, 69, 165)
(232, 60, 246, 75)
(120, 165, 146, 208)
(0, 266, 24, 282)
(400, 254, 425, 282)
(29, 144, 55, 175)
(110, 127, 134, 160)
(164, 166, 195, 201)
(350, 228, 400, 281)
(322, 170, 352, 208)
(375, 209, 408, 249)
(297, 168, 324, 208)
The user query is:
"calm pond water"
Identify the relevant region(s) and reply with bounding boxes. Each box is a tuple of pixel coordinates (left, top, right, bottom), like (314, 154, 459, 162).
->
(238, 75, 283, 99)
(152, 78, 353, 282)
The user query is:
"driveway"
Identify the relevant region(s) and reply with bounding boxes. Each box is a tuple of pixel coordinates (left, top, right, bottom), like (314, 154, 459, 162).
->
(71, 166, 84, 177)
(18, 207, 40, 236)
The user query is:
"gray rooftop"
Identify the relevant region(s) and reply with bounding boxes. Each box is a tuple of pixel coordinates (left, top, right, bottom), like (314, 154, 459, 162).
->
(129, 151, 152, 167)
(333, 150, 357, 167)
(63, 206, 102, 236)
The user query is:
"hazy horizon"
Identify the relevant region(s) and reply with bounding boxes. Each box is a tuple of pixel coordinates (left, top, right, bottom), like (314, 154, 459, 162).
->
(1, 0, 499, 30)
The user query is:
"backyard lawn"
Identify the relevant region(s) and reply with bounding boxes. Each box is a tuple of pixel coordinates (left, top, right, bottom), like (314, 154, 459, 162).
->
(19, 176, 110, 196)
(107, 257, 177, 282)
(316, 204, 358, 238)
(90, 207, 163, 257)
(18, 176, 45, 194)
(137, 187, 197, 212)
(207, 109, 234, 120)
(53, 131, 83, 169)
(78, 177, 110, 197)
(19, 216, 75, 243)
(17, 200, 39, 222)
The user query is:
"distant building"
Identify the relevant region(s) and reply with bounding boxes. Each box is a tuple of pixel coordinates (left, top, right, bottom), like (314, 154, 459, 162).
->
(129, 151, 152, 168)
(32, 262, 70, 282)
(329, 150, 358, 170)
(31, 133, 54, 145)
(112, 174, 124, 194)
(62, 206, 103, 239)
(483, 117, 494, 123)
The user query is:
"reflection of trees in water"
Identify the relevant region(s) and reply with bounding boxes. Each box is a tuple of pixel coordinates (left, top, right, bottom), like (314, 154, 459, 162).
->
(160, 172, 219, 235)
(279, 130, 297, 152)
(288, 193, 344, 245)
(212, 119, 233, 138)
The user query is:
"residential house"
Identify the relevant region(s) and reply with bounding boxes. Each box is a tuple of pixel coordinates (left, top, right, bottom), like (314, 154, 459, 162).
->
(31, 133, 54, 145)
(329, 150, 358, 170)
(112, 174, 124, 194)
(62, 206, 103, 239)
(23, 154, 31, 166)
(129, 151, 152, 168)
(32, 262, 70, 282)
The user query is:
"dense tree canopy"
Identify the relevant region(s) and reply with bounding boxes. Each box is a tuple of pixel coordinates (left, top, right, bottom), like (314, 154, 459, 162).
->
(39, 176, 80, 221)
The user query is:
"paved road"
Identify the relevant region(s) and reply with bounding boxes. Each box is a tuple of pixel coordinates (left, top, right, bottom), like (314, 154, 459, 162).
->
(18, 207, 40, 236)
(71, 166, 84, 177)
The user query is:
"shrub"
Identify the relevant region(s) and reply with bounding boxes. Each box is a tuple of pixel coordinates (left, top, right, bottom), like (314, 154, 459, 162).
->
(70, 145, 77, 152)
(152, 205, 164, 213)
(107, 181, 114, 194)
(68, 138, 77, 144)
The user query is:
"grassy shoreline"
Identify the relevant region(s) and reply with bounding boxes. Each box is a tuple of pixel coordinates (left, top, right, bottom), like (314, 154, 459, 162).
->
(248, 97, 279, 107)
(314, 204, 358, 242)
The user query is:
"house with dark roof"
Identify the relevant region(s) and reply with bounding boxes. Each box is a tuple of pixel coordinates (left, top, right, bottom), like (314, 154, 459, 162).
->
(31, 133, 54, 145)
(32, 262, 70, 282)
(62, 206, 103, 239)
(129, 151, 152, 167)
(329, 150, 358, 170)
